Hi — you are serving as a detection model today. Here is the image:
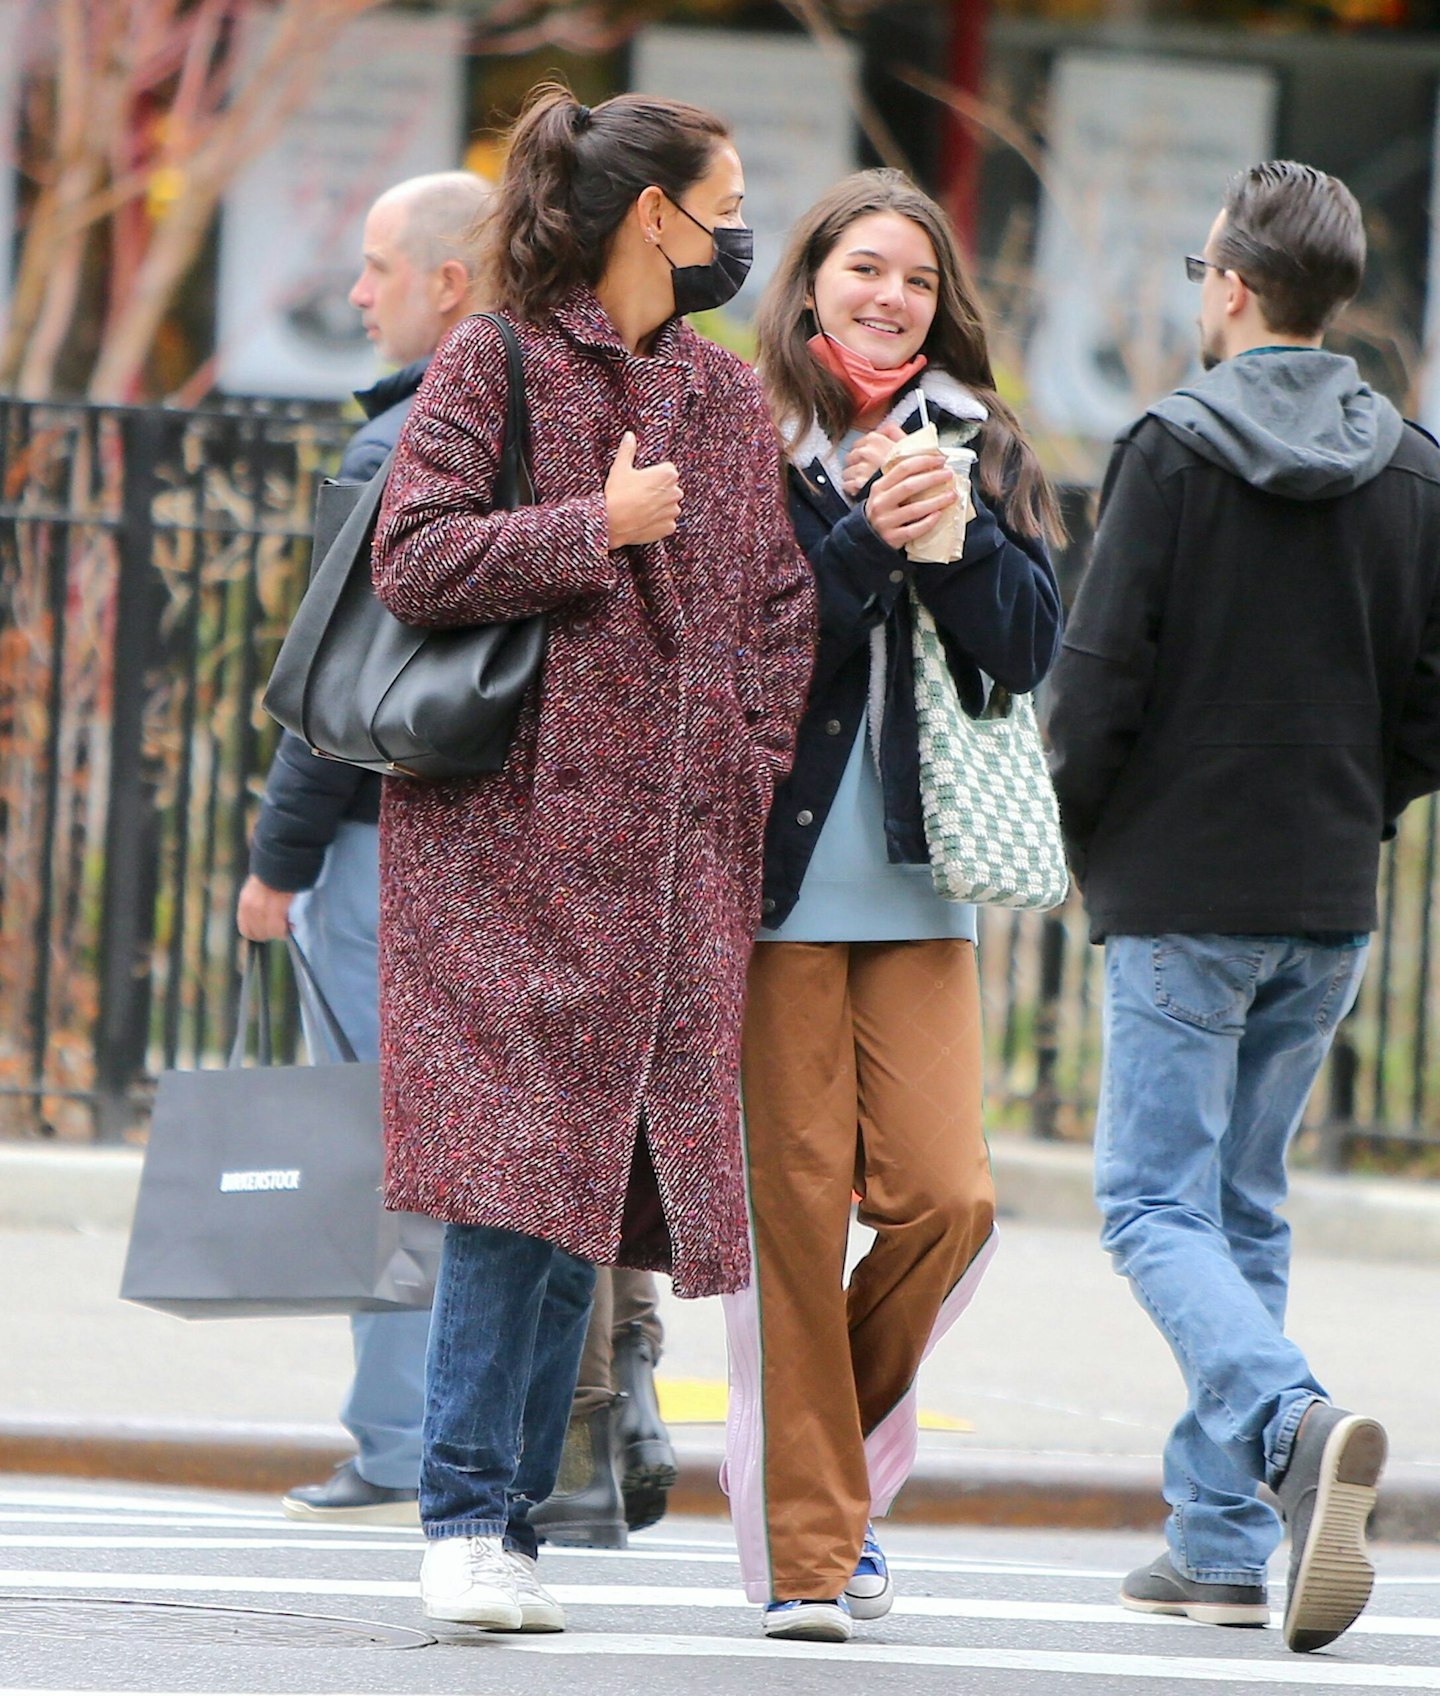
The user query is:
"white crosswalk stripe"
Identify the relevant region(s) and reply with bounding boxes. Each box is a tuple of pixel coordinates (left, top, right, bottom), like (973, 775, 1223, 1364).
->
(0, 1484, 1437, 1693)
(5, 1566, 1440, 1641)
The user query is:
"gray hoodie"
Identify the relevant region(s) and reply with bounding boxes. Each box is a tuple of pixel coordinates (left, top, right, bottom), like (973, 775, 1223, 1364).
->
(1147, 348, 1403, 500)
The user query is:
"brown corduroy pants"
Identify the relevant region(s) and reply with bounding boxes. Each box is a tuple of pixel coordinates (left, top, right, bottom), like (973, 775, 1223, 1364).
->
(723, 938, 996, 1603)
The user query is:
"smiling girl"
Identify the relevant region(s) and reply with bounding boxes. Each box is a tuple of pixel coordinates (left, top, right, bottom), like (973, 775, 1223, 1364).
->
(721, 170, 1064, 1642)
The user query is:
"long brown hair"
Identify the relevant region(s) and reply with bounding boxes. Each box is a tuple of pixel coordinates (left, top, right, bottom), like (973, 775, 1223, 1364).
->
(756, 169, 1061, 544)
(478, 82, 731, 321)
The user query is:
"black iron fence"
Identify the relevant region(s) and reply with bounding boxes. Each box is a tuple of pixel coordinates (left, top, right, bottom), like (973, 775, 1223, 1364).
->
(1, 394, 1437, 1166)
(977, 796, 1440, 1171)
(0, 396, 350, 1139)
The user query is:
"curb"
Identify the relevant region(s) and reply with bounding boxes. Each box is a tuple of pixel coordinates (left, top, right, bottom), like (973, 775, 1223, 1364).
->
(0, 1417, 352, 1498)
(7, 1140, 1440, 1263)
(6, 1140, 1440, 1532)
(2, 1418, 1436, 1541)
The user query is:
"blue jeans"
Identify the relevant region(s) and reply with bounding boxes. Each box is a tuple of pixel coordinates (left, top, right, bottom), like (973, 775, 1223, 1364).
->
(1094, 933, 1367, 1583)
(422, 1222, 596, 1558)
(292, 819, 431, 1491)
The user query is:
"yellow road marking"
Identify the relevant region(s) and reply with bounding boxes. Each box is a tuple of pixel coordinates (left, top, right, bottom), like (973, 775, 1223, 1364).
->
(655, 1378, 973, 1432)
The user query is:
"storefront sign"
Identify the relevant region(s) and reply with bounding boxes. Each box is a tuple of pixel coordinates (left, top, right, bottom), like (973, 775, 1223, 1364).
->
(216, 7, 463, 397)
(632, 27, 856, 321)
(1026, 52, 1276, 443)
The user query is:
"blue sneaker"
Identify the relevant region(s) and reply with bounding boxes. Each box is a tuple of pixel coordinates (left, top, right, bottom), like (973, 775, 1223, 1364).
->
(844, 1522, 894, 1620)
(762, 1596, 853, 1642)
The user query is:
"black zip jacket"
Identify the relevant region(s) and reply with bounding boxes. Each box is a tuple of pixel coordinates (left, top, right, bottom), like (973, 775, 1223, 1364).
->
(248, 360, 427, 892)
(761, 380, 1063, 928)
(1047, 411, 1440, 941)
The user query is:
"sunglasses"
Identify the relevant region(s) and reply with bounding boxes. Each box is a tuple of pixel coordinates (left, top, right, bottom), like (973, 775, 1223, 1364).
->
(1185, 254, 1229, 283)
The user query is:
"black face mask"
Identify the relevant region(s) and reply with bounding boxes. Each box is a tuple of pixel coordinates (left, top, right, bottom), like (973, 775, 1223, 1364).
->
(659, 202, 754, 315)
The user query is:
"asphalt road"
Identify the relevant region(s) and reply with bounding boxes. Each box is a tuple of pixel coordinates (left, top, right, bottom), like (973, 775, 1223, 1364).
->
(0, 1480, 1438, 1694)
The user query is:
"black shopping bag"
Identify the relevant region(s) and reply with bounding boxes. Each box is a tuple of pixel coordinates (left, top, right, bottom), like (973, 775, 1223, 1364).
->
(120, 939, 441, 1318)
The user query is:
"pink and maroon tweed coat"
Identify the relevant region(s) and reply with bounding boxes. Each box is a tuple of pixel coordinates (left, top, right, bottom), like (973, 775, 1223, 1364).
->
(370, 293, 816, 1298)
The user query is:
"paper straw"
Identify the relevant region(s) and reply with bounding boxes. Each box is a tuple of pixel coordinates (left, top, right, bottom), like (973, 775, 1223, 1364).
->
(917, 388, 930, 428)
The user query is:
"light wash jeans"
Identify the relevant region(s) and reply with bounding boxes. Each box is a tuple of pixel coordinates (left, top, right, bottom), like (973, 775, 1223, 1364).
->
(292, 818, 431, 1491)
(422, 1223, 596, 1557)
(1094, 932, 1368, 1584)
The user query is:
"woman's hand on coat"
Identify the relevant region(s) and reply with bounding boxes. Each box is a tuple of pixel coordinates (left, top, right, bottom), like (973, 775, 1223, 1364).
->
(605, 431, 683, 548)
(841, 422, 904, 498)
(864, 451, 957, 551)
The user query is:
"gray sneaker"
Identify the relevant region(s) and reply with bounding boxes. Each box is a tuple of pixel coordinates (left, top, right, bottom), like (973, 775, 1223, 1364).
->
(1120, 1553, 1269, 1627)
(1275, 1402, 1387, 1653)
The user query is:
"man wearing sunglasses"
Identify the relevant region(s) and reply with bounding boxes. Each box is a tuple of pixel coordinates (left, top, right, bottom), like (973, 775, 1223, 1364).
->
(1048, 161, 1440, 1653)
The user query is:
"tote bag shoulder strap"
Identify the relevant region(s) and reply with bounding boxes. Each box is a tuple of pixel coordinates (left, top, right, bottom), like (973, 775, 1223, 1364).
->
(472, 311, 533, 509)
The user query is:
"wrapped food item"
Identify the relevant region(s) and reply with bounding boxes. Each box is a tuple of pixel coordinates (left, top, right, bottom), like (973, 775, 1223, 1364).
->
(883, 427, 976, 563)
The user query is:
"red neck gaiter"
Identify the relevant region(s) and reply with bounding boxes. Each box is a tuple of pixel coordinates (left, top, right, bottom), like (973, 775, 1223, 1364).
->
(808, 331, 927, 422)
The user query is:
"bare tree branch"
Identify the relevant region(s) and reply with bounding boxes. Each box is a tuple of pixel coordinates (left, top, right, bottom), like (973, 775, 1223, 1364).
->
(775, 0, 911, 176)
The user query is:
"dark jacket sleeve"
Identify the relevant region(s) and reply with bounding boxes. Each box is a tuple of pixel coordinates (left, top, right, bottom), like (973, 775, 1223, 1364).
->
(1385, 568, 1440, 829)
(910, 493, 1062, 693)
(338, 421, 395, 484)
(790, 468, 1062, 700)
(1046, 432, 1175, 872)
(788, 487, 909, 698)
(248, 731, 371, 892)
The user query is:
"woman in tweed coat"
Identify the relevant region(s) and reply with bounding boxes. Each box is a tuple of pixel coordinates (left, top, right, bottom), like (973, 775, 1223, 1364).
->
(369, 84, 815, 1632)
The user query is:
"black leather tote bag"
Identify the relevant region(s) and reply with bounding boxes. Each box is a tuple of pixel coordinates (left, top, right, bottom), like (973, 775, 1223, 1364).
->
(264, 313, 545, 780)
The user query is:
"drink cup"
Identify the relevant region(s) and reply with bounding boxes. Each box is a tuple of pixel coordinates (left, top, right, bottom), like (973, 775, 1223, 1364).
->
(883, 432, 976, 563)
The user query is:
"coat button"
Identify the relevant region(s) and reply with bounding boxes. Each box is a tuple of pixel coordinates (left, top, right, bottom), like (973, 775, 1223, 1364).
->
(796, 809, 814, 826)
(825, 719, 842, 735)
(744, 707, 763, 725)
(762, 898, 776, 914)
(889, 569, 905, 584)
(690, 800, 714, 820)
(655, 635, 678, 661)
(554, 767, 582, 790)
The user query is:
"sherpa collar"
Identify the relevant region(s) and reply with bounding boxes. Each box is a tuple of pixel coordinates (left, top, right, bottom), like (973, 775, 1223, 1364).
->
(788, 367, 988, 488)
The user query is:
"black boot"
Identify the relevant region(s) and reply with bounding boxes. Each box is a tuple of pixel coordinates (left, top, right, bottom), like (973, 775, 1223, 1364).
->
(613, 1320, 678, 1532)
(530, 1397, 627, 1550)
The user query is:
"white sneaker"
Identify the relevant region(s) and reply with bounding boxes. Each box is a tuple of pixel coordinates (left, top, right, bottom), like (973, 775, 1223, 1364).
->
(420, 1534, 523, 1629)
(762, 1597, 854, 1642)
(503, 1549, 566, 1632)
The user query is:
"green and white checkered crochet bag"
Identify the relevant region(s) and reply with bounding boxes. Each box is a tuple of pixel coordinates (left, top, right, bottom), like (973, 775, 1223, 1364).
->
(910, 589, 1069, 910)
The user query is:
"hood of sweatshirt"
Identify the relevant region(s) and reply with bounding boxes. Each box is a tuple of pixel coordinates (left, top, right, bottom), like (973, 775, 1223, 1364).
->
(1147, 348, 1403, 500)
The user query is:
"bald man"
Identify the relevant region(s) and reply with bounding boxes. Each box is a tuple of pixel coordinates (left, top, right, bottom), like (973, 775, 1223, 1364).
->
(238, 171, 490, 1524)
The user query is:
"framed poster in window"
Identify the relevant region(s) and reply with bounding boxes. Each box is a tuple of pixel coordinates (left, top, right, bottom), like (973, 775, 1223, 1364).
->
(216, 8, 464, 398)
(632, 27, 856, 322)
(1025, 52, 1277, 444)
